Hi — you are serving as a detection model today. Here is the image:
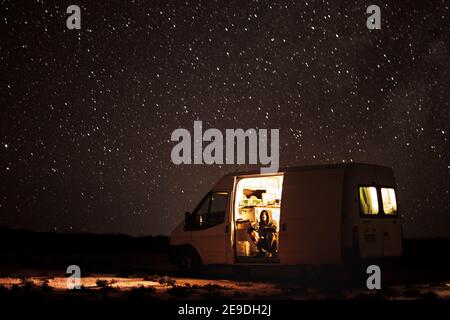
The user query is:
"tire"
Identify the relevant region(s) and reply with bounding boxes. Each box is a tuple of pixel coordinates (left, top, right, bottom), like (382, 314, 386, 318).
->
(349, 262, 366, 287)
(296, 265, 322, 283)
(305, 264, 322, 281)
(178, 247, 202, 275)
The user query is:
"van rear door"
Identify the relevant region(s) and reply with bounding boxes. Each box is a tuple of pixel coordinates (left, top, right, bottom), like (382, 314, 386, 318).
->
(357, 186, 384, 258)
(380, 187, 402, 256)
(359, 219, 384, 258)
(376, 168, 402, 257)
(383, 220, 402, 256)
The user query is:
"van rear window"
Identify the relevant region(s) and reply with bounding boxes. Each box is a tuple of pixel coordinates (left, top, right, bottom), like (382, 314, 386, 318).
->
(359, 186, 379, 215)
(381, 188, 397, 215)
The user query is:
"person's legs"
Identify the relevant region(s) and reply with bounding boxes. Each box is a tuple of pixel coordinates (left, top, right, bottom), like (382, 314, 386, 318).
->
(252, 232, 278, 258)
(255, 243, 265, 257)
(266, 232, 278, 256)
(271, 239, 278, 256)
(255, 234, 271, 257)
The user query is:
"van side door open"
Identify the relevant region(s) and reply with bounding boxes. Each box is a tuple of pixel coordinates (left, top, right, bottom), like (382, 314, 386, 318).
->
(233, 175, 283, 262)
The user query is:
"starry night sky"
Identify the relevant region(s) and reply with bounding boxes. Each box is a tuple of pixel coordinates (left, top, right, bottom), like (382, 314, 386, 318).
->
(1, 0, 449, 237)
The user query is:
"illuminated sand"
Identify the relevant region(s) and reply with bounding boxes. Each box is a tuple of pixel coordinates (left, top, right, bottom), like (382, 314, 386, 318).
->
(0, 274, 449, 300)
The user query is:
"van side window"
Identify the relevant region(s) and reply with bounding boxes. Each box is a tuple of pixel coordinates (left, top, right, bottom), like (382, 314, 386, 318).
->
(381, 188, 397, 215)
(193, 194, 211, 228)
(209, 192, 228, 225)
(186, 192, 228, 230)
(359, 186, 379, 215)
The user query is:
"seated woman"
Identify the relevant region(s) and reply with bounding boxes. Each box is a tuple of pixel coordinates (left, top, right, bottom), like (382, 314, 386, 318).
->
(247, 210, 278, 257)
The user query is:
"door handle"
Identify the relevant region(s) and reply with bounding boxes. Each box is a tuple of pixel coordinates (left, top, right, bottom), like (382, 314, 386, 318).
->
(225, 224, 229, 233)
(282, 223, 287, 232)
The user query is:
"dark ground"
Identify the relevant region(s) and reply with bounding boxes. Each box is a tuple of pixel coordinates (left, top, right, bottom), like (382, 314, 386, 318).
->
(0, 227, 449, 302)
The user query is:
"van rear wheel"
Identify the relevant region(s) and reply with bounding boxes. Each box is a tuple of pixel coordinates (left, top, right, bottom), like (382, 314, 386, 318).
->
(298, 265, 322, 282)
(306, 264, 321, 276)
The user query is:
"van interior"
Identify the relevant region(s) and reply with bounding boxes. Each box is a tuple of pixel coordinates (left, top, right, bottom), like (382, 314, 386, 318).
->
(234, 175, 283, 262)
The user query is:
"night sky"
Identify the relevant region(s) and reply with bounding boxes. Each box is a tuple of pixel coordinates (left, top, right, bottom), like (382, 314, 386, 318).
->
(1, 0, 449, 237)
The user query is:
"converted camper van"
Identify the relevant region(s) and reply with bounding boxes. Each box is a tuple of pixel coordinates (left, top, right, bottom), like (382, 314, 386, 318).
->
(169, 163, 402, 271)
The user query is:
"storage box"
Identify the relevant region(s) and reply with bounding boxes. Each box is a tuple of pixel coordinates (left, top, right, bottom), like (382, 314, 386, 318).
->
(239, 207, 256, 221)
(237, 240, 250, 256)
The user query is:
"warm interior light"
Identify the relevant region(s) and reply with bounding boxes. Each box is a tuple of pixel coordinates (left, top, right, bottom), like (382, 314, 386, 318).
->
(359, 186, 379, 215)
(234, 175, 283, 257)
(234, 175, 283, 223)
(381, 188, 397, 215)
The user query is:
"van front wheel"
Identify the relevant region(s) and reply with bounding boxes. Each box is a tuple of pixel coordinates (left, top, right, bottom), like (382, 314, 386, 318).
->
(178, 248, 202, 274)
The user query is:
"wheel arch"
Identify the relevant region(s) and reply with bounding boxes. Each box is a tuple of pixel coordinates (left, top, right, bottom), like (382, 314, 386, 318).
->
(169, 244, 203, 266)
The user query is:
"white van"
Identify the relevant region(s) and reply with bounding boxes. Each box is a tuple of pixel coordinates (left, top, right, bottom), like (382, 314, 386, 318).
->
(169, 163, 402, 271)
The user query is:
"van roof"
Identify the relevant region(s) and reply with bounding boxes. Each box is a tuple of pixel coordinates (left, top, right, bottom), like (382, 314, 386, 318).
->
(223, 162, 392, 177)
